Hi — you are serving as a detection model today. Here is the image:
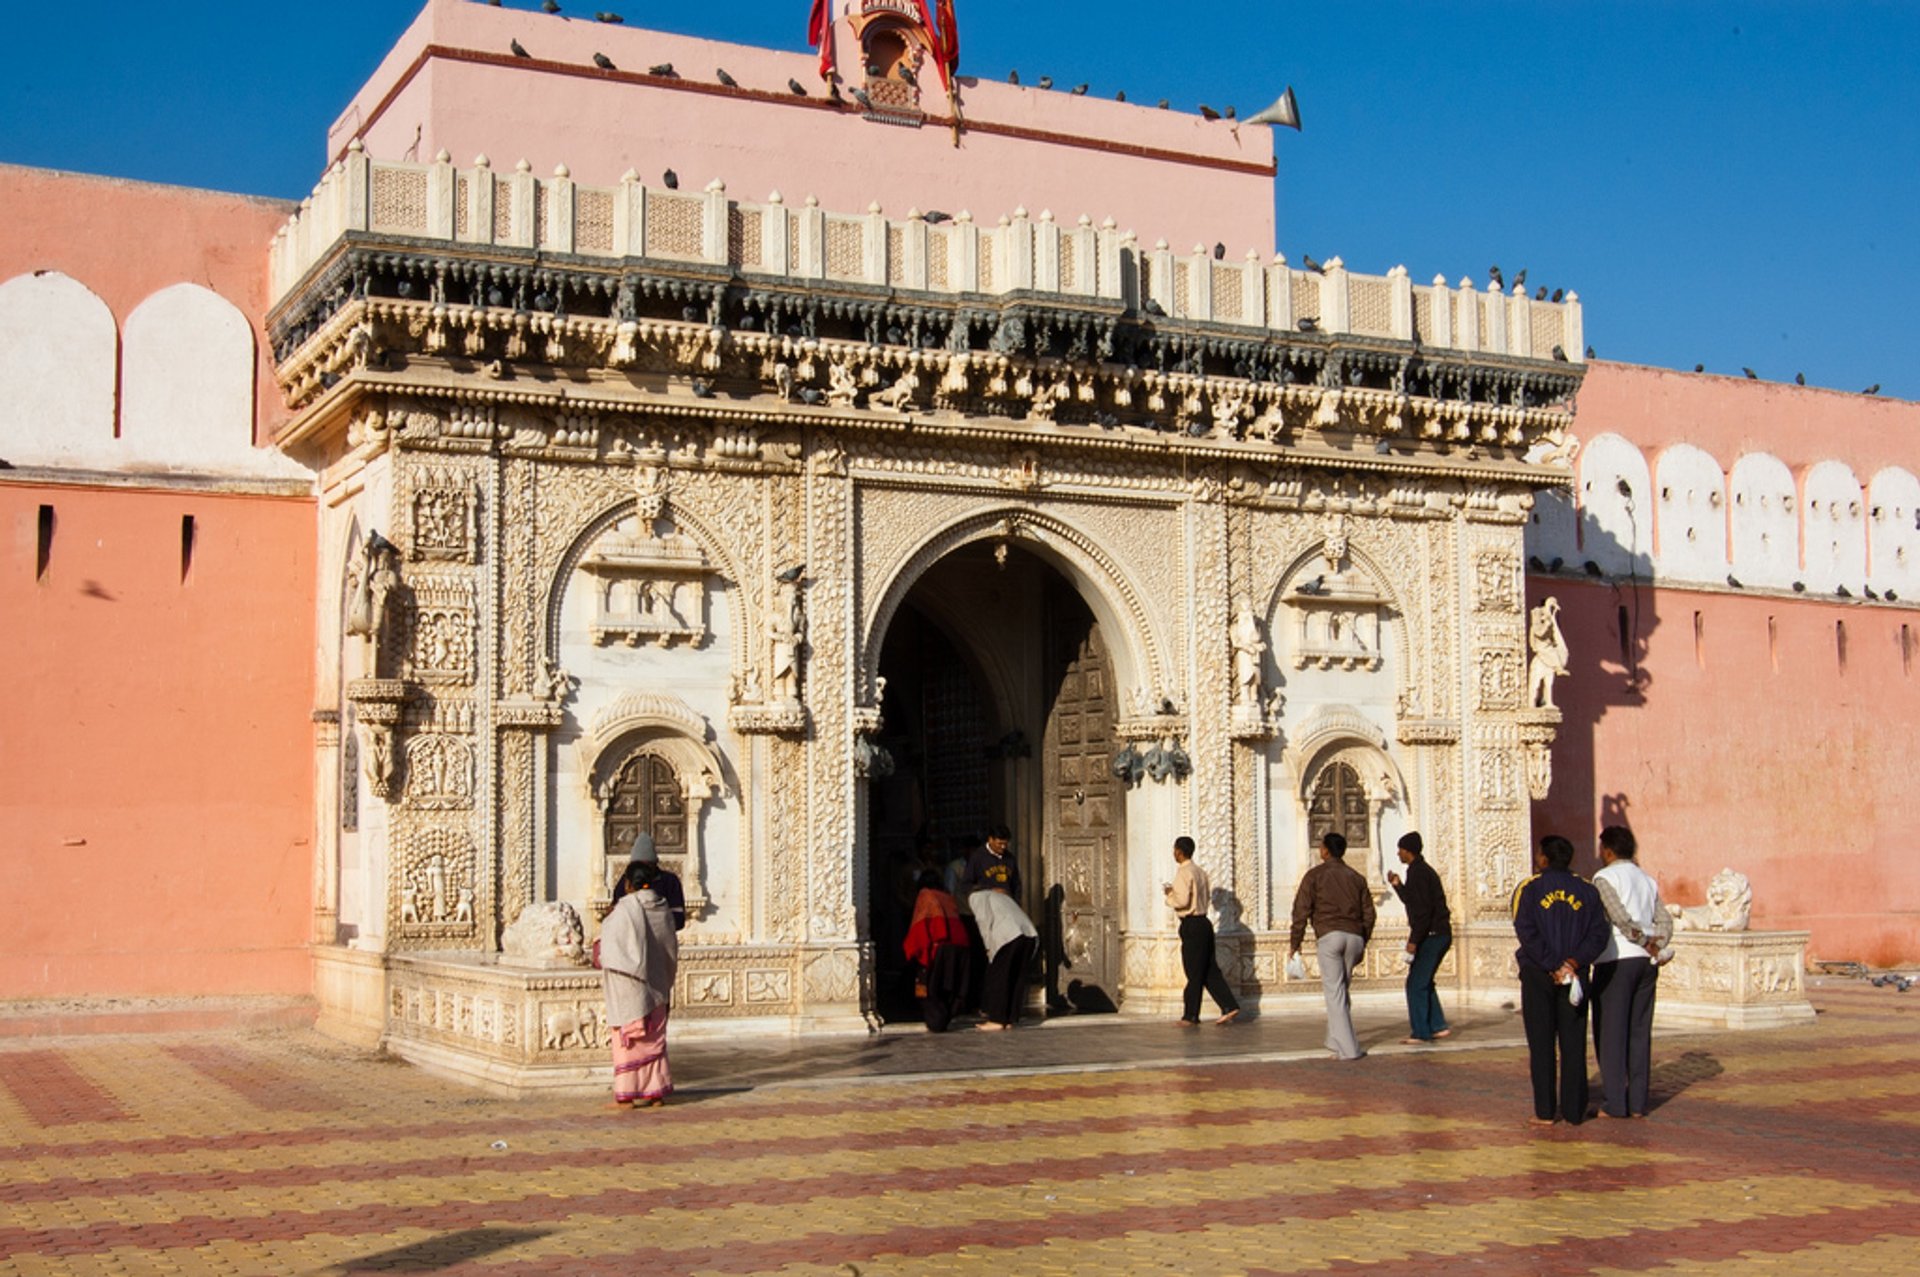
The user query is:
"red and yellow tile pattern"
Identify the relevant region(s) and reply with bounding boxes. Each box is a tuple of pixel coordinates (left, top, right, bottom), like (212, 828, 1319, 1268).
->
(1, 985, 1916, 1276)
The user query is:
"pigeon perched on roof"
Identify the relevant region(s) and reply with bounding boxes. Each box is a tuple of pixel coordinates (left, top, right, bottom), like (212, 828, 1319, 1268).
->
(898, 65, 918, 87)
(1489, 265, 1504, 289)
(662, 168, 678, 189)
(593, 52, 614, 69)
(1300, 253, 1323, 273)
(1795, 372, 1807, 386)
(510, 39, 531, 57)
(1071, 83, 1088, 95)
(789, 78, 808, 95)
(1008, 69, 1020, 85)
(649, 63, 677, 77)
(716, 67, 737, 87)
(542, 0, 561, 12)
(596, 10, 623, 22)
(1199, 104, 1221, 120)
(1743, 367, 1758, 379)
(1037, 75, 1054, 90)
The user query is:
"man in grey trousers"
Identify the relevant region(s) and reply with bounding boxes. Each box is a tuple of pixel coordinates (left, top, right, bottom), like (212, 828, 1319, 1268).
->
(1289, 832, 1377, 1060)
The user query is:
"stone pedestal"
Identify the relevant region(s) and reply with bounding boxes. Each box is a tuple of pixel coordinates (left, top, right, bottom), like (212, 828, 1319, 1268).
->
(1652, 930, 1815, 1030)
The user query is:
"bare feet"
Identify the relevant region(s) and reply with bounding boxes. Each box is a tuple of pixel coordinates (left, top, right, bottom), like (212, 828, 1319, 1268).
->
(1433, 1029, 1452, 1039)
(1400, 1037, 1432, 1046)
(1528, 1116, 1558, 1127)
(1176, 1018, 1201, 1028)
(1216, 1009, 1241, 1026)
(976, 1021, 1007, 1032)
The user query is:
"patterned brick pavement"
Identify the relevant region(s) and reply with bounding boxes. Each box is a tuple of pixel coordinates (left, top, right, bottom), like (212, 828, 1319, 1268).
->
(0, 983, 1916, 1276)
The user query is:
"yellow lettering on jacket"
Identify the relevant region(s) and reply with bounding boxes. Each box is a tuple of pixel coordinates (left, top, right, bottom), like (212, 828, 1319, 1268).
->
(1538, 890, 1584, 910)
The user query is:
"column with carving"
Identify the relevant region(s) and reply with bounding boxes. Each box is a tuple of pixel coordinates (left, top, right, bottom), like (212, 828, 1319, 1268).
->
(799, 440, 865, 1021)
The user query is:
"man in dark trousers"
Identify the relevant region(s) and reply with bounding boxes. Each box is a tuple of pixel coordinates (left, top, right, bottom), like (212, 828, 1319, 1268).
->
(1164, 837, 1241, 1026)
(1387, 831, 1451, 1044)
(1512, 834, 1610, 1125)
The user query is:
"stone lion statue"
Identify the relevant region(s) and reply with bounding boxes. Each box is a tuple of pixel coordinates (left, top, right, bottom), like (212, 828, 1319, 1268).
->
(1668, 868, 1753, 932)
(501, 901, 589, 967)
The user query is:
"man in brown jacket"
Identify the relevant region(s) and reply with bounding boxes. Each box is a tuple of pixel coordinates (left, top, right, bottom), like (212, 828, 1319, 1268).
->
(1289, 832, 1376, 1060)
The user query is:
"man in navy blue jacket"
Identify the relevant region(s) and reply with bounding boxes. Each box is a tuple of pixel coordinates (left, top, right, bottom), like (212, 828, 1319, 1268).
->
(1513, 835, 1610, 1125)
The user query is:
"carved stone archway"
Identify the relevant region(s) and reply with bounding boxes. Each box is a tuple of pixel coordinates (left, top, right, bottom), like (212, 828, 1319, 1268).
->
(1286, 705, 1409, 888)
(578, 691, 730, 919)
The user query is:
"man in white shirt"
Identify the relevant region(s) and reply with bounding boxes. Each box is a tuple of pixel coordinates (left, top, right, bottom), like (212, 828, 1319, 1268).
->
(1164, 837, 1241, 1026)
(1591, 825, 1668, 1118)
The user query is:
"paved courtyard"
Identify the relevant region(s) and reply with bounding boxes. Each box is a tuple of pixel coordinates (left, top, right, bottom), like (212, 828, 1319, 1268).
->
(1, 982, 1916, 1276)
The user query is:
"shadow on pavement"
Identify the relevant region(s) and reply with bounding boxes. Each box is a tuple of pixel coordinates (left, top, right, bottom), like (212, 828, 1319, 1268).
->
(1646, 1048, 1724, 1112)
(331, 1227, 553, 1273)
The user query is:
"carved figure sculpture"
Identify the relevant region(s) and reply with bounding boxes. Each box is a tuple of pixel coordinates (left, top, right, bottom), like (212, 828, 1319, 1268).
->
(825, 361, 860, 407)
(502, 901, 589, 966)
(1527, 596, 1569, 709)
(346, 532, 402, 652)
(541, 1004, 596, 1051)
(870, 370, 919, 412)
(1668, 869, 1753, 932)
(537, 657, 575, 703)
(1230, 606, 1266, 706)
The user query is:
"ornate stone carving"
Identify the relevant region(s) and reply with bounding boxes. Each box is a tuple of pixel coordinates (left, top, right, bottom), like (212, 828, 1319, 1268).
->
(1670, 869, 1754, 932)
(404, 579, 477, 686)
(579, 517, 713, 648)
(500, 901, 588, 969)
(410, 474, 478, 563)
(1473, 549, 1519, 613)
(1286, 569, 1387, 671)
(1476, 649, 1523, 711)
(395, 827, 480, 940)
(1527, 597, 1569, 709)
(404, 733, 475, 810)
(345, 678, 409, 800)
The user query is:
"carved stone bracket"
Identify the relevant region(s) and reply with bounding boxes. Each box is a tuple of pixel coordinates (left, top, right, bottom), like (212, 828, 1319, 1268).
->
(1229, 704, 1276, 741)
(495, 700, 566, 731)
(729, 703, 809, 736)
(1397, 718, 1461, 746)
(1115, 714, 1187, 743)
(1517, 708, 1563, 801)
(345, 678, 411, 800)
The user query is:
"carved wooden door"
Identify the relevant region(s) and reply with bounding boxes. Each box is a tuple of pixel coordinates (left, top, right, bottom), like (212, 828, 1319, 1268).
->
(1307, 761, 1370, 854)
(603, 752, 688, 890)
(1042, 588, 1124, 1005)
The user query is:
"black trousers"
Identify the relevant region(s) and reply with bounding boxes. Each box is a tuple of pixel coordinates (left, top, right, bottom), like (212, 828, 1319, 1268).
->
(1519, 961, 1591, 1123)
(919, 942, 974, 1033)
(1591, 957, 1657, 1117)
(1179, 916, 1240, 1021)
(981, 935, 1037, 1026)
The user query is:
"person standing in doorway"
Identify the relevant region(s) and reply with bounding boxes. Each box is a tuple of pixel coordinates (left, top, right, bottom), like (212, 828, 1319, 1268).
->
(963, 823, 1020, 899)
(622, 832, 686, 931)
(1289, 832, 1376, 1060)
(1387, 831, 1452, 1045)
(1590, 825, 1669, 1118)
(1512, 834, 1610, 1126)
(1165, 837, 1241, 1026)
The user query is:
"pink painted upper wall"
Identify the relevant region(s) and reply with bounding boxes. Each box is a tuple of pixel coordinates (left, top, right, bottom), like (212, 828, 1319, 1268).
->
(0, 483, 317, 998)
(326, 0, 1277, 255)
(1531, 579, 1920, 967)
(0, 165, 295, 444)
(1578, 361, 1920, 478)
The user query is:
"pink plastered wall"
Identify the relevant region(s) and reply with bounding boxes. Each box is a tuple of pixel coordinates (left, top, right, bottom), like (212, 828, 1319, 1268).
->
(0, 165, 295, 445)
(0, 483, 317, 997)
(326, 0, 1276, 254)
(1577, 361, 1919, 479)
(1531, 579, 1920, 966)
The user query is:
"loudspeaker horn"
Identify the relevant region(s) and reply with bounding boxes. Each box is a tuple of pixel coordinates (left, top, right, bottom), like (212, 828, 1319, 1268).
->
(1246, 86, 1302, 131)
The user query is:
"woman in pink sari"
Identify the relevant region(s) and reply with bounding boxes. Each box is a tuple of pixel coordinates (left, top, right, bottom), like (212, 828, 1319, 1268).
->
(600, 859, 679, 1108)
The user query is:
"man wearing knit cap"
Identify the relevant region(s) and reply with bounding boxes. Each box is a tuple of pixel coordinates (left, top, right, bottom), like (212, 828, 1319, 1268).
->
(1387, 831, 1452, 1044)
(626, 832, 687, 931)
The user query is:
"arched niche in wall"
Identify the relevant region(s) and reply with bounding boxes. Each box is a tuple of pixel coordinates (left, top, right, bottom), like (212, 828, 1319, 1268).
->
(0, 271, 117, 469)
(1282, 704, 1407, 891)
(1801, 460, 1866, 594)
(1575, 433, 1653, 577)
(1652, 443, 1729, 586)
(1525, 484, 1580, 570)
(121, 283, 257, 471)
(576, 691, 731, 922)
(1867, 467, 1920, 597)
(1729, 452, 1798, 589)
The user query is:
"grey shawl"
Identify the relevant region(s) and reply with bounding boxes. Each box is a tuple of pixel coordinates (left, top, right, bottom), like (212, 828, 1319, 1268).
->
(600, 889, 679, 1027)
(970, 888, 1038, 961)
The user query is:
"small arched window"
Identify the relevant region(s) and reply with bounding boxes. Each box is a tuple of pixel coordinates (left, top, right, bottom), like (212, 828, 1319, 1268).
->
(602, 751, 688, 890)
(1307, 761, 1370, 853)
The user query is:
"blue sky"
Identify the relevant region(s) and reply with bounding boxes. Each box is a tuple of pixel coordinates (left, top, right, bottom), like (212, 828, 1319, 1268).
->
(4, 1, 1915, 400)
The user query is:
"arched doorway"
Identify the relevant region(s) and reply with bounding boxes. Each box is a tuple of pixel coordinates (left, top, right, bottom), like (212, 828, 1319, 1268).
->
(867, 542, 1127, 1023)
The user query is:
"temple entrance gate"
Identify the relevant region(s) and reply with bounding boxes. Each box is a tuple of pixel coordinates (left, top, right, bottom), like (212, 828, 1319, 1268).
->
(867, 543, 1129, 1021)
